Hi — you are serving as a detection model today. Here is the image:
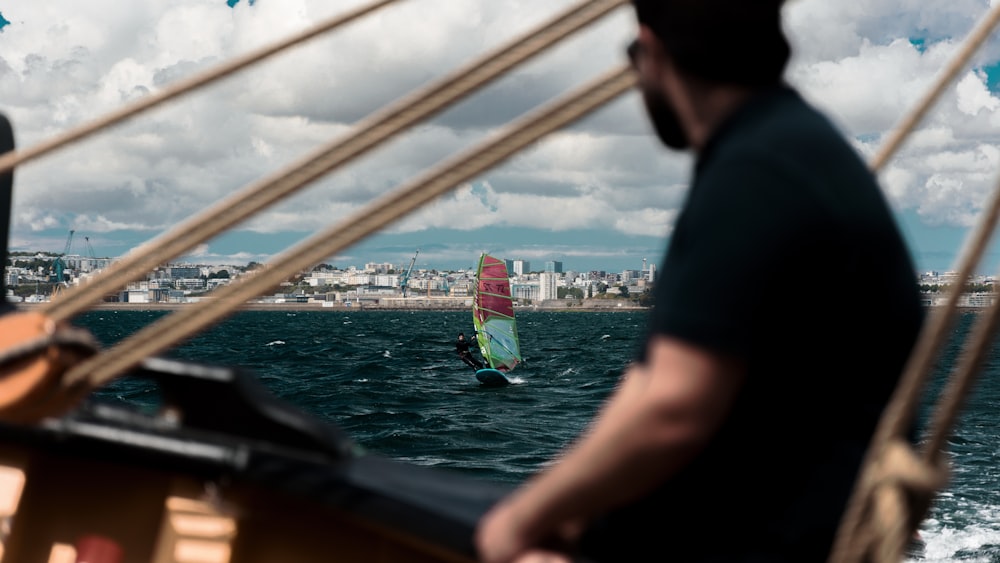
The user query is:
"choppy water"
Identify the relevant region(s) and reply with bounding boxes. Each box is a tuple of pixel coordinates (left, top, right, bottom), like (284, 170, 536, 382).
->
(75, 309, 1000, 561)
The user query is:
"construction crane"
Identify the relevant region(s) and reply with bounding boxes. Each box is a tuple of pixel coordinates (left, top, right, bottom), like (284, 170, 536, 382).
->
(50, 229, 75, 284)
(82, 236, 99, 274)
(400, 249, 419, 298)
(85, 236, 97, 259)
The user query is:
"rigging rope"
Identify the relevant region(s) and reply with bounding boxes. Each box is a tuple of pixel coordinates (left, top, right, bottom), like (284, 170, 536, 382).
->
(0, 0, 401, 176)
(830, 3, 1000, 561)
(40, 0, 628, 325)
(62, 66, 636, 389)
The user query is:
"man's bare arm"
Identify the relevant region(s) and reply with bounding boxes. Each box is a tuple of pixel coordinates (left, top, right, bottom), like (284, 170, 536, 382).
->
(476, 335, 746, 563)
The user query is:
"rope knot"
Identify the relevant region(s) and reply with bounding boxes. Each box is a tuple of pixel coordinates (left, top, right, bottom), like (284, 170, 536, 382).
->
(865, 438, 948, 563)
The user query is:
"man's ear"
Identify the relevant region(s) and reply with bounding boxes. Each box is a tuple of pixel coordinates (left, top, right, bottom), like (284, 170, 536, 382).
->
(636, 25, 667, 67)
(634, 24, 673, 88)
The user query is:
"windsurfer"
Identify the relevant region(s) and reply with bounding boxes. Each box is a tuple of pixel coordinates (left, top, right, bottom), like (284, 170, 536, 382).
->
(455, 332, 483, 370)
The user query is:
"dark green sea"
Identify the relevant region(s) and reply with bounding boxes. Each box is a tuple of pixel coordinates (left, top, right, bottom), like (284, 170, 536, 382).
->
(74, 309, 1000, 562)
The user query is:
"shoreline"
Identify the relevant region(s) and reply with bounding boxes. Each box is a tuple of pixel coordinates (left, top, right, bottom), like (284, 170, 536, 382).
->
(13, 300, 984, 313)
(15, 301, 651, 313)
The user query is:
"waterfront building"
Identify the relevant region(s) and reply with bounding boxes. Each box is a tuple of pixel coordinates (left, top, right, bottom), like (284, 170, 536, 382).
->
(168, 266, 201, 279)
(544, 261, 563, 273)
(925, 292, 999, 308)
(123, 280, 155, 303)
(305, 271, 343, 287)
(372, 274, 400, 288)
(621, 269, 642, 283)
(346, 272, 373, 286)
(960, 293, 997, 308)
(364, 262, 394, 274)
(175, 278, 206, 290)
(539, 272, 557, 301)
(449, 280, 473, 297)
(512, 260, 530, 276)
(512, 282, 539, 301)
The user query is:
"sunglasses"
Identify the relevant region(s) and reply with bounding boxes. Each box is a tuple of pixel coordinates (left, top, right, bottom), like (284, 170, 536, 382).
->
(627, 39, 639, 66)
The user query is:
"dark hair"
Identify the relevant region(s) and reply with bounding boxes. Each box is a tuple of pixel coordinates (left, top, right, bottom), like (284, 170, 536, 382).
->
(458, 332, 465, 337)
(631, 0, 789, 87)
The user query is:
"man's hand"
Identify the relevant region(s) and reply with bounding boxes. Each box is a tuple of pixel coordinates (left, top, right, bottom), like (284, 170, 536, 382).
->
(477, 495, 580, 563)
(476, 497, 533, 563)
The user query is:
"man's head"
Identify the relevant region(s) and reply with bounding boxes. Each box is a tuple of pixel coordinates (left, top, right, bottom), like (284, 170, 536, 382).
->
(630, 0, 789, 88)
(458, 332, 465, 339)
(626, 0, 789, 150)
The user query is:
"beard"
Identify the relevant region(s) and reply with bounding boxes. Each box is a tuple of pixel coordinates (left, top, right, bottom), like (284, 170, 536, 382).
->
(642, 85, 689, 150)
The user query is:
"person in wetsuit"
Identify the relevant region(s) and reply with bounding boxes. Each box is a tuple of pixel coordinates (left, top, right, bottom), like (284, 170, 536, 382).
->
(455, 332, 483, 370)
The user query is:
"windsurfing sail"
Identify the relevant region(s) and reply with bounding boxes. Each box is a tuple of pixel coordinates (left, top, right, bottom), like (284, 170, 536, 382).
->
(473, 254, 521, 372)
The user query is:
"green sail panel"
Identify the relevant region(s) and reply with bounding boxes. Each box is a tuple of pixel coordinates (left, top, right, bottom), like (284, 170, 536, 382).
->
(473, 254, 521, 372)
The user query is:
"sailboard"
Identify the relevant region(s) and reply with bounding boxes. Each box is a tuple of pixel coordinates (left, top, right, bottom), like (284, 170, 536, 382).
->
(472, 254, 521, 387)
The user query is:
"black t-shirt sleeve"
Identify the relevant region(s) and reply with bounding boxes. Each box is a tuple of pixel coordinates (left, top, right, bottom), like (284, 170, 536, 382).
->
(648, 150, 833, 358)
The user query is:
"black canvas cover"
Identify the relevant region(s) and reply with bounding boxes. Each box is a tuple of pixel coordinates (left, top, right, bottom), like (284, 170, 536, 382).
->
(0, 114, 12, 298)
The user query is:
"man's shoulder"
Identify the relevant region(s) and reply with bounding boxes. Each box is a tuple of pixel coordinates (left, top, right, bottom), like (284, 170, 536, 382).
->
(699, 87, 870, 193)
(722, 87, 844, 152)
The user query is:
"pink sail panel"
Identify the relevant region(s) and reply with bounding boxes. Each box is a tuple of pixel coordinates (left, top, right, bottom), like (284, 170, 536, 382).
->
(472, 254, 521, 372)
(475, 255, 514, 323)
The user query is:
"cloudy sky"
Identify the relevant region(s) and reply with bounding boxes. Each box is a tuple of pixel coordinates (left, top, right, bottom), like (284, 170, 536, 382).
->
(1, 0, 1000, 274)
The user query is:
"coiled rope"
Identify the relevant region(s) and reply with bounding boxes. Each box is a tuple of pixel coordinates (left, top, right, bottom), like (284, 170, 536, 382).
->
(830, 3, 1000, 561)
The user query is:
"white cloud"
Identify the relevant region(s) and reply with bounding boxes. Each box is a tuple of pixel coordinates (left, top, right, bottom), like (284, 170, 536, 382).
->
(1, 0, 999, 270)
(956, 70, 1000, 115)
(782, 0, 1000, 241)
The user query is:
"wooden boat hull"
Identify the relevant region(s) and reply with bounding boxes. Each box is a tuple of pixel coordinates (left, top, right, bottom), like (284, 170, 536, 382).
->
(0, 357, 510, 563)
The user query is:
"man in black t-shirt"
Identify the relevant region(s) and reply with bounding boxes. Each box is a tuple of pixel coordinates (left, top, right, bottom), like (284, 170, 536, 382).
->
(476, 1, 924, 562)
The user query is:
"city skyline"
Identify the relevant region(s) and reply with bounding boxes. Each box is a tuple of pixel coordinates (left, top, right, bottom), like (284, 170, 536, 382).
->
(10, 242, 993, 281)
(2, 2, 1000, 275)
(9, 243, 654, 277)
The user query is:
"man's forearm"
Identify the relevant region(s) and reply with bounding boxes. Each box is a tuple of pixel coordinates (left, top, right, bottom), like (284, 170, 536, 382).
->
(500, 365, 703, 541)
(477, 336, 745, 562)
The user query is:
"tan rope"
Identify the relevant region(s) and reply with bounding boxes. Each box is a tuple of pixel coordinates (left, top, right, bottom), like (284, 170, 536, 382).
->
(0, 0, 400, 175)
(869, 440, 948, 562)
(63, 66, 637, 390)
(41, 0, 629, 325)
(869, 1, 1000, 172)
